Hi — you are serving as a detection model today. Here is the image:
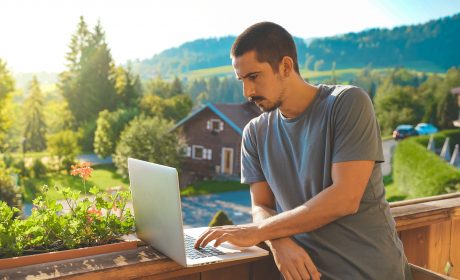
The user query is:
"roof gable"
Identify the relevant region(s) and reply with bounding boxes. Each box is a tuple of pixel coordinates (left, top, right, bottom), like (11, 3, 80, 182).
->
(173, 102, 261, 135)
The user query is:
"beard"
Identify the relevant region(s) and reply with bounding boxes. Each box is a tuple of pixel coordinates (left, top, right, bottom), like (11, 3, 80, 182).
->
(256, 99, 282, 112)
(251, 87, 285, 112)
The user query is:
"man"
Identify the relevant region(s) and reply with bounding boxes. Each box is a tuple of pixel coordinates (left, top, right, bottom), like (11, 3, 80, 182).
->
(194, 22, 412, 280)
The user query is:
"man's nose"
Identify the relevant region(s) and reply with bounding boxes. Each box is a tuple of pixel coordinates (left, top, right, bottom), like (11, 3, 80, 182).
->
(243, 82, 255, 99)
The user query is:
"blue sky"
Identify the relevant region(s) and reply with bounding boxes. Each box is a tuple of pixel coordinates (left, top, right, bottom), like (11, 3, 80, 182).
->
(1, 0, 460, 72)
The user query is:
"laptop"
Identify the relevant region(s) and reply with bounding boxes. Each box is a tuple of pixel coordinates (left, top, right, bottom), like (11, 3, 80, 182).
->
(127, 158, 268, 267)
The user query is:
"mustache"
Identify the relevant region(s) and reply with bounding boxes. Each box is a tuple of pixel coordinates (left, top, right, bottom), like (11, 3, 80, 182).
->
(248, 96, 265, 102)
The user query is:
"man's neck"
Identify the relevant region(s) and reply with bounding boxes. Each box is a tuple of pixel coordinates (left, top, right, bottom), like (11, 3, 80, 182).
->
(279, 79, 319, 119)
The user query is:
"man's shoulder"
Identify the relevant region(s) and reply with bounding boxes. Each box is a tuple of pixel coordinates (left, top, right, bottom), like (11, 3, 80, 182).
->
(321, 84, 370, 106)
(243, 111, 271, 133)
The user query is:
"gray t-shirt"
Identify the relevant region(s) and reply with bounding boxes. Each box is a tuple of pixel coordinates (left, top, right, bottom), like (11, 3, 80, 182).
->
(241, 84, 412, 280)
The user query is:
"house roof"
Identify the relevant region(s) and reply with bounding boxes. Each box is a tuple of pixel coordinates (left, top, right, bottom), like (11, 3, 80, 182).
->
(451, 87, 460, 95)
(173, 102, 261, 135)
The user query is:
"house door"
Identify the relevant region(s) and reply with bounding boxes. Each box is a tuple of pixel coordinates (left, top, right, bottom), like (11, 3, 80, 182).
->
(221, 148, 234, 175)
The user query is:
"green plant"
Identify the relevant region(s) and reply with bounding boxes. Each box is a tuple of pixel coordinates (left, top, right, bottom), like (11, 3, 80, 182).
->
(31, 158, 47, 179)
(209, 210, 233, 227)
(0, 162, 135, 259)
(0, 161, 21, 209)
(46, 130, 80, 172)
(393, 135, 460, 198)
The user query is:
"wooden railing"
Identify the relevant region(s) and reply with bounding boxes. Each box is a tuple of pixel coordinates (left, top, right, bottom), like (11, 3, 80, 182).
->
(391, 193, 460, 279)
(1, 193, 459, 279)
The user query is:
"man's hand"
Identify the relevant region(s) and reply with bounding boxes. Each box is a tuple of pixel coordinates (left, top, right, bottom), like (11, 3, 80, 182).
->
(269, 238, 321, 280)
(194, 224, 261, 249)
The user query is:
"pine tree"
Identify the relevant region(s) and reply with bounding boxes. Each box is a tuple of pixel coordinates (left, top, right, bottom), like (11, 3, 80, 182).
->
(23, 76, 47, 152)
(59, 17, 118, 126)
(0, 59, 15, 152)
(115, 65, 142, 109)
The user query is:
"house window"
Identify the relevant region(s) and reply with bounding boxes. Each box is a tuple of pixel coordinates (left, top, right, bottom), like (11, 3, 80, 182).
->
(207, 119, 224, 132)
(193, 145, 204, 159)
(192, 146, 212, 160)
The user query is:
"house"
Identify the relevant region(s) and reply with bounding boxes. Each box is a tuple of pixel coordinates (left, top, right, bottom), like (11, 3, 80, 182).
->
(173, 102, 261, 187)
(451, 86, 460, 127)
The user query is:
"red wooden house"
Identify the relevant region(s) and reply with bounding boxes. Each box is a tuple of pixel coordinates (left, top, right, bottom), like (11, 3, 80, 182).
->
(173, 102, 261, 187)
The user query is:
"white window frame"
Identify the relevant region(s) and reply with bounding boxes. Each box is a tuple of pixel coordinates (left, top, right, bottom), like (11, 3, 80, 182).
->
(192, 145, 205, 160)
(207, 118, 224, 132)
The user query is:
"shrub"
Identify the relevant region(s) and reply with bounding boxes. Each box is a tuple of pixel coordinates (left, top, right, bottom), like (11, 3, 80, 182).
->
(113, 116, 185, 177)
(0, 161, 22, 209)
(209, 210, 233, 227)
(94, 109, 137, 158)
(31, 158, 47, 178)
(47, 130, 80, 172)
(393, 135, 460, 198)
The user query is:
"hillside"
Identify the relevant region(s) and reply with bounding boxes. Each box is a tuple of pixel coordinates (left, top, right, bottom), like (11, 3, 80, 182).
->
(130, 36, 308, 80)
(132, 13, 460, 80)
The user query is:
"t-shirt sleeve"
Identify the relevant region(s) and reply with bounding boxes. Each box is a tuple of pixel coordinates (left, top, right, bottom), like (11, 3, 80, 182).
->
(332, 87, 384, 164)
(241, 122, 266, 184)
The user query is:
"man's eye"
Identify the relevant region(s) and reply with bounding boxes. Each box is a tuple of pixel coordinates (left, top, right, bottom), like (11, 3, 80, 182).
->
(249, 74, 257, 80)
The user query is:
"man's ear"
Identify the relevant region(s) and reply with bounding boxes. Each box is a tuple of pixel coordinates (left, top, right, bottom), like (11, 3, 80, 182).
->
(280, 56, 294, 78)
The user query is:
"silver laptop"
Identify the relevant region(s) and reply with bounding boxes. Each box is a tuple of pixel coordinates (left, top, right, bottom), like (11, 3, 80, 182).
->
(127, 158, 268, 267)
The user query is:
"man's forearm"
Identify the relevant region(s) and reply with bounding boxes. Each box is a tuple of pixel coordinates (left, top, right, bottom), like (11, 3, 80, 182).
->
(251, 205, 280, 248)
(256, 182, 358, 242)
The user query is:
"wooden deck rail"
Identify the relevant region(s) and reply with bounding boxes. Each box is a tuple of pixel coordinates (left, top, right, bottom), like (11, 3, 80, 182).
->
(1, 193, 459, 279)
(391, 193, 460, 279)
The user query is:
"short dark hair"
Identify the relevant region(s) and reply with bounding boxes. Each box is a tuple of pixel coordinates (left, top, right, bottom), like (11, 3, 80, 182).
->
(231, 22, 300, 74)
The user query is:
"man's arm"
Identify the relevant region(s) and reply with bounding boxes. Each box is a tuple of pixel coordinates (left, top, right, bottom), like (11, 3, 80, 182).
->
(195, 160, 374, 247)
(256, 160, 374, 241)
(251, 181, 322, 280)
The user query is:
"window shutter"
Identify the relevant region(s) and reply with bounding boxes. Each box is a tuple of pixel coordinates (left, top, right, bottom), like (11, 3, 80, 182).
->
(207, 149, 212, 160)
(207, 121, 212, 130)
(219, 121, 224, 131)
(186, 146, 191, 157)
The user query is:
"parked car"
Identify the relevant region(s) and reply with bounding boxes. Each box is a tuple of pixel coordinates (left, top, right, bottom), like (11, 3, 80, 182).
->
(393, 124, 418, 140)
(415, 123, 438, 135)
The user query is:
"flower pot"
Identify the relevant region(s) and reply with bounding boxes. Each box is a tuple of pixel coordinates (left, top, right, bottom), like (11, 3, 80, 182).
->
(0, 238, 140, 270)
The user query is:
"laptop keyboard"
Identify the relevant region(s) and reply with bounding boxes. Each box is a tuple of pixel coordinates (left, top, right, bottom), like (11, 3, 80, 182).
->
(184, 234, 225, 259)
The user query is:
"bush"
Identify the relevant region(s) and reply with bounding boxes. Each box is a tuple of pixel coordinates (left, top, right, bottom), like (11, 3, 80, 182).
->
(78, 121, 97, 153)
(47, 130, 80, 172)
(11, 159, 29, 178)
(0, 161, 22, 209)
(393, 135, 460, 198)
(209, 210, 233, 227)
(31, 158, 47, 178)
(113, 116, 185, 177)
(94, 109, 138, 158)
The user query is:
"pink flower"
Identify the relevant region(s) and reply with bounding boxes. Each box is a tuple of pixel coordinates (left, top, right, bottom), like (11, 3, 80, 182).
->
(71, 162, 93, 180)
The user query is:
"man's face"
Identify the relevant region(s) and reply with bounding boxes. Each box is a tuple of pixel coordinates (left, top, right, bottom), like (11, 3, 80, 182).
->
(232, 51, 285, 112)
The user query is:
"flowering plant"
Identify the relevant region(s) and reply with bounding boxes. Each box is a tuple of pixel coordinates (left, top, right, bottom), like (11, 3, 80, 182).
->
(0, 162, 135, 258)
(70, 161, 93, 194)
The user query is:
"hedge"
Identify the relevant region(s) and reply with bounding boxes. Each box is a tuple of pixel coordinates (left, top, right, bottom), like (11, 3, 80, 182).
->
(393, 129, 460, 198)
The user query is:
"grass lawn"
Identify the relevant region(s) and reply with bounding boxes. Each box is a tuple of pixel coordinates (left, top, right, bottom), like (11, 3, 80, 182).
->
(383, 174, 408, 202)
(22, 164, 129, 202)
(10, 151, 50, 160)
(180, 180, 249, 197)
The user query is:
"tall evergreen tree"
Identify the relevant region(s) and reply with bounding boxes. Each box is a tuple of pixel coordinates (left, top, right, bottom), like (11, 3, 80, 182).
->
(0, 59, 15, 152)
(23, 76, 47, 152)
(59, 17, 117, 126)
(115, 66, 142, 109)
